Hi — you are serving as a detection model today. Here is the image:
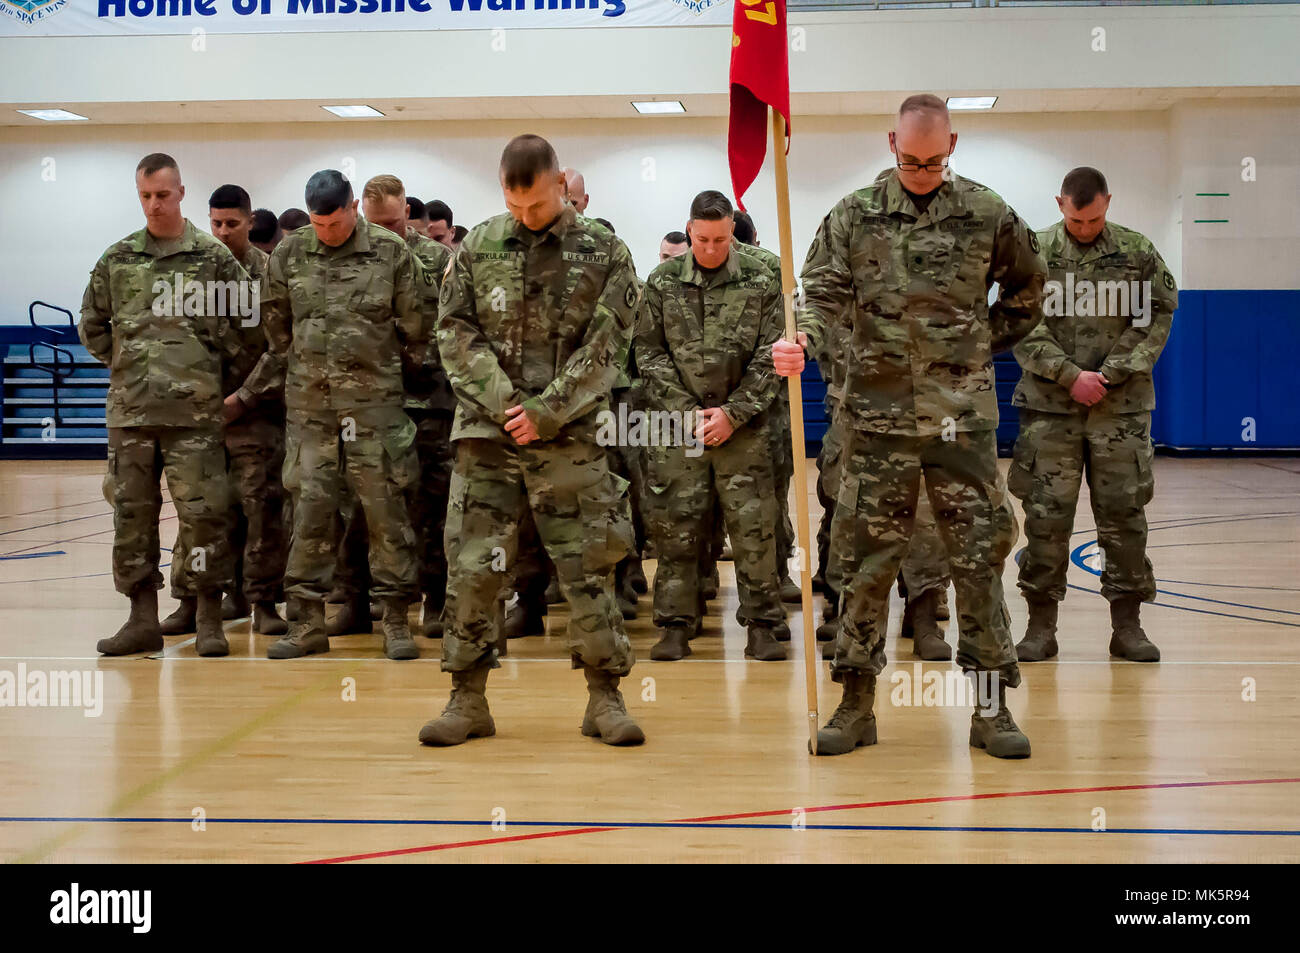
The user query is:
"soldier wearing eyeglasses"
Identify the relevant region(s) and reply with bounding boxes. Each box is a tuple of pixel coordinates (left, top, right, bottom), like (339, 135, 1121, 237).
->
(772, 94, 1048, 759)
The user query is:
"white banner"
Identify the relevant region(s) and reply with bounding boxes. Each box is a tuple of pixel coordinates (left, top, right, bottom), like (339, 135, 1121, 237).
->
(0, 0, 733, 36)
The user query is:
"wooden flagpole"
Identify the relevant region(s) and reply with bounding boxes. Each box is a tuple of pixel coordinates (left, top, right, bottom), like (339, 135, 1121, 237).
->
(769, 108, 819, 755)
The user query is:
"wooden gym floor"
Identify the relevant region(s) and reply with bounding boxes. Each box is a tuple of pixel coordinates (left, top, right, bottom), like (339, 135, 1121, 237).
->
(0, 455, 1297, 864)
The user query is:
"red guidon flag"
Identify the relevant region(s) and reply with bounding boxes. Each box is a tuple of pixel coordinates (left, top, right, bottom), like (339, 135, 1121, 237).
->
(728, 0, 791, 211)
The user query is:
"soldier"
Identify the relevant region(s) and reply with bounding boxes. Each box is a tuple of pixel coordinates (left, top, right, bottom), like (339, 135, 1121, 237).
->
(660, 231, 688, 262)
(638, 190, 787, 662)
(249, 208, 282, 255)
(258, 170, 425, 661)
(79, 152, 245, 657)
(561, 167, 589, 214)
(278, 208, 309, 233)
(420, 134, 643, 747)
(732, 209, 800, 605)
(427, 201, 456, 249)
(161, 185, 289, 638)
(406, 195, 432, 240)
(363, 175, 455, 639)
(774, 94, 1046, 758)
(1011, 166, 1176, 663)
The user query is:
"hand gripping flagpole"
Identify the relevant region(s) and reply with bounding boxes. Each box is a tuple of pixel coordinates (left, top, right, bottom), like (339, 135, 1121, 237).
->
(769, 108, 819, 756)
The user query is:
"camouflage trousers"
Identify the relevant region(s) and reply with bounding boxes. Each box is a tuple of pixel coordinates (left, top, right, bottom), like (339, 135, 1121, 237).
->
(104, 426, 232, 597)
(1010, 409, 1156, 604)
(769, 389, 796, 568)
(169, 415, 286, 602)
(645, 423, 783, 629)
(828, 428, 1020, 686)
(333, 409, 453, 601)
(282, 407, 418, 603)
(442, 435, 635, 674)
(815, 398, 844, 592)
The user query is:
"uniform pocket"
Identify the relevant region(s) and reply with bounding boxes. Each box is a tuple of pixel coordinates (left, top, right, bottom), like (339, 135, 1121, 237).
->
(102, 445, 118, 505)
(1006, 437, 1036, 501)
(579, 471, 634, 575)
(281, 432, 301, 494)
(380, 414, 419, 491)
(1133, 444, 1155, 507)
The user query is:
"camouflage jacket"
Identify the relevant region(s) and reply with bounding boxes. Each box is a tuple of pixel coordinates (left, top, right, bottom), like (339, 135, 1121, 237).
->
(436, 204, 640, 444)
(637, 246, 783, 431)
(799, 169, 1046, 436)
(259, 217, 425, 413)
(223, 244, 284, 423)
(1013, 220, 1177, 416)
(79, 218, 249, 429)
(403, 226, 455, 414)
(735, 241, 791, 410)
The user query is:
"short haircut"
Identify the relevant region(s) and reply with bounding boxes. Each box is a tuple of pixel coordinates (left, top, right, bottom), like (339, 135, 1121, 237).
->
(452, 225, 468, 242)
(278, 208, 310, 231)
(208, 184, 252, 215)
(732, 210, 757, 245)
(362, 174, 404, 206)
(500, 134, 559, 191)
(304, 170, 353, 217)
(688, 190, 733, 222)
(663, 230, 688, 245)
(406, 196, 427, 220)
(426, 200, 453, 227)
(1061, 166, 1109, 207)
(594, 217, 614, 233)
(249, 208, 281, 243)
(136, 152, 179, 178)
(898, 93, 950, 127)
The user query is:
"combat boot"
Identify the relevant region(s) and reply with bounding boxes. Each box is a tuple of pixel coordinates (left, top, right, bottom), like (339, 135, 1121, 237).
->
(381, 599, 419, 660)
(935, 594, 950, 622)
(195, 591, 229, 657)
(650, 625, 692, 661)
(813, 671, 876, 755)
(1109, 596, 1160, 661)
(97, 588, 164, 656)
(615, 568, 638, 620)
(903, 589, 951, 661)
(1016, 598, 1059, 661)
(580, 667, 645, 746)
(221, 590, 250, 620)
(328, 594, 373, 636)
(701, 567, 720, 601)
(160, 596, 196, 636)
(969, 681, 1031, 759)
(253, 601, 287, 636)
(503, 591, 546, 639)
(779, 572, 801, 603)
(773, 619, 792, 642)
(745, 624, 787, 661)
(419, 663, 495, 746)
(816, 598, 839, 642)
(627, 557, 648, 595)
(421, 592, 444, 638)
(267, 599, 329, 659)
(544, 573, 563, 605)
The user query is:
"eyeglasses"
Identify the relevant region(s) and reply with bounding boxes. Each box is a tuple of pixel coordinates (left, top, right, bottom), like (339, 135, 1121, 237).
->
(896, 157, 950, 173)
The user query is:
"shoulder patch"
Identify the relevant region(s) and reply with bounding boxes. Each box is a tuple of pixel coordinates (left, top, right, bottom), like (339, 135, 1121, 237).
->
(1028, 230, 1040, 254)
(624, 282, 638, 310)
(1162, 271, 1175, 291)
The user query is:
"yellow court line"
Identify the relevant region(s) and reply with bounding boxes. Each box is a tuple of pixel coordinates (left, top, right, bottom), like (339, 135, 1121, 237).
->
(11, 668, 348, 864)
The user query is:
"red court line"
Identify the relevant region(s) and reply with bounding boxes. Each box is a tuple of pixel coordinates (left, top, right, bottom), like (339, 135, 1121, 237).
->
(302, 775, 1300, 864)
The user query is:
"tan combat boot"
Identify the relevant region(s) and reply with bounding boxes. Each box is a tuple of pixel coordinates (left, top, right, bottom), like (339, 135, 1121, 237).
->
(252, 600, 287, 636)
(97, 588, 164, 656)
(221, 590, 250, 620)
(381, 598, 419, 660)
(195, 591, 229, 657)
(650, 625, 692, 661)
(267, 599, 329, 659)
(813, 671, 876, 755)
(745, 624, 788, 661)
(969, 681, 1032, 759)
(421, 591, 444, 638)
(1016, 598, 1059, 661)
(1109, 596, 1160, 661)
(903, 588, 952, 661)
(581, 667, 646, 746)
(160, 596, 196, 636)
(418, 664, 495, 746)
(328, 593, 373, 636)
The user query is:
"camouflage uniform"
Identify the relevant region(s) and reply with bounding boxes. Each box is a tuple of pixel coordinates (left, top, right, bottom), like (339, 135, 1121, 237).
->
(437, 205, 639, 673)
(168, 243, 287, 604)
(260, 217, 425, 603)
(333, 227, 454, 608)
(799, 170, 1046, 686)
(638, 247, 785, 632)
(79, 219, 245, 597)
(1011, 221, 1177, 604)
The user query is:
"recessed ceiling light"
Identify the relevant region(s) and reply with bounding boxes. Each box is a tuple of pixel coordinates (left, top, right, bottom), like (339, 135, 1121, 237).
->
(946, 96, 997, 111)
(322, 105, 385, 118)
(631, 101, 686, 115)
(18, 109, 89, 121)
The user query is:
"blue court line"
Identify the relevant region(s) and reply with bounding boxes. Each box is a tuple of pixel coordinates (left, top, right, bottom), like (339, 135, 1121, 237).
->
(0, 816, 1294, 836)
(0, 551, 65, 561)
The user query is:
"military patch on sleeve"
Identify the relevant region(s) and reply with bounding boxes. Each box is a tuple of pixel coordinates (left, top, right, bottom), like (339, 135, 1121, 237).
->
(1162, 271, 1175, 291)
(439, 282, 452, 306)
(624, 282, 637, 309)
(1028, 230, 1040, 254)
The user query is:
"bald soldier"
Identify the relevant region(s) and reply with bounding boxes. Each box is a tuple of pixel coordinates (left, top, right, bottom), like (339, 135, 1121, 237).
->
(774, 94, 1047, 759)
(79, 153, 248, 657)
(421, 135, 643, 747)
(638, 190, 787, 662)
(258, 170, 426, 661)
(1010, 166, 1177, 663)
(561, 166, 589, 215)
